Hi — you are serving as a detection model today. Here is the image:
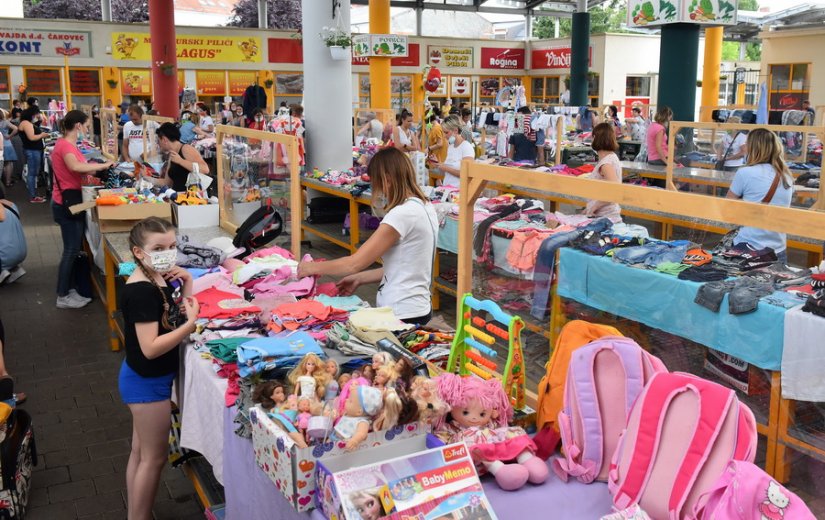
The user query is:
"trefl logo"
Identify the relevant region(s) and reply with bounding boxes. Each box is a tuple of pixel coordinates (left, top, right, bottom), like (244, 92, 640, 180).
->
(442, 444, 467, 463)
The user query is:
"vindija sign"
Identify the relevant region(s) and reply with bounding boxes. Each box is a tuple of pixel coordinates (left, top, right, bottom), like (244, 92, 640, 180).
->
(531, 46, 592, 70)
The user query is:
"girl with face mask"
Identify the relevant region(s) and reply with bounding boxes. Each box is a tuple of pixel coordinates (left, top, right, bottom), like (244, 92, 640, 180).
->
(120, 217, 199, 520)
(298, 148, 439, 326)
(248, 109, 266, 132)
(430, 115, 475, 187)
(49, 110, 113, 308)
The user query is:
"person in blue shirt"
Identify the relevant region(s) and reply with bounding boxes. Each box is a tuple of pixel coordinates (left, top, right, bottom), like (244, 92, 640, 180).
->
(726, 128, 793, 263)
(0, 184, 27, 284)
(178, 111, 196, 144)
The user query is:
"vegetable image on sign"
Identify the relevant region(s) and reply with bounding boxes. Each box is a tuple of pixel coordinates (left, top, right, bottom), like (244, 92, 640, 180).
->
(688, 0, 716, 21)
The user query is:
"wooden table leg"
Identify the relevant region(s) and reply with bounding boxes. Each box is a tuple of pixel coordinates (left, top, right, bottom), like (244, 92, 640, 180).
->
(104, 245, 121, 352)
(349, 198, 360, 254)
(432, 251, 441, 311)
(765, 371, 781, 476)
(774, 394, 795, 484)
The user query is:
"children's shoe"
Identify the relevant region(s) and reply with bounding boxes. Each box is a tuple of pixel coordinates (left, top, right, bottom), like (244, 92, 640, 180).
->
(492, 463, 529, 491)
(56, 295, 87, 309)
(29, 196, 46, 204)
(6, 267, 25, 284)
(520, 455, 550, 484)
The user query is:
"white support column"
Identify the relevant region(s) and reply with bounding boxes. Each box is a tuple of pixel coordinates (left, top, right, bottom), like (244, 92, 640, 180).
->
(101, 0, 112, 21)
(302, 0, 352, 171)
(416, 8, 423, 36)
(258, 0, 268, 29)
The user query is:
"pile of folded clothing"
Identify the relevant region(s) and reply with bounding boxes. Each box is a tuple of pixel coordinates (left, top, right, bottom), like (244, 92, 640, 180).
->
(236, 331, 324, 378)
(267, 299, 349, 338)
(803, 273, 825, 317)
(712, 243, 778, 274)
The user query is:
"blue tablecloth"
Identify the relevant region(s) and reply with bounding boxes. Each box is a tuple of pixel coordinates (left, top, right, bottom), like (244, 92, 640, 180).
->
(557, 248, 785, 370)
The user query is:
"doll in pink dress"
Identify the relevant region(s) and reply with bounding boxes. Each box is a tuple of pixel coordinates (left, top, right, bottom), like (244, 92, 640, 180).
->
(434, 373, 548, 491)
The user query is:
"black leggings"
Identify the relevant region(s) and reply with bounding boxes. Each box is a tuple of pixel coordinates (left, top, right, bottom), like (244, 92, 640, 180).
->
(402, 312, 432, 327)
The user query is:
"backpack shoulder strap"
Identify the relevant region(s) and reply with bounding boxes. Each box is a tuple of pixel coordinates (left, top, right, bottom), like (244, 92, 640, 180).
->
(613, 374, 734, 515)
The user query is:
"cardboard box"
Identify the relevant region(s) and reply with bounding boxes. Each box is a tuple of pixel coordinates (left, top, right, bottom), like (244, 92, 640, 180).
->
(96, 202, 173, 233)
(249, 406, 428, 512)
(316, 439, 495, 520)
(173, 203, 219, 229)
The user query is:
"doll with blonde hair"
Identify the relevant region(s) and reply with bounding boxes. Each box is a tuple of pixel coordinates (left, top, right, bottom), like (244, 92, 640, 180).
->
(434, 373, 548, 491)
(372, 365, 398, 392)
(289, 353, 330, 400)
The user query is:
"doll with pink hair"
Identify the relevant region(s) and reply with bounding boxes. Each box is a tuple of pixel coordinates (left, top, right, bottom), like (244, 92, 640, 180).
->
(434, 373, 548, 491)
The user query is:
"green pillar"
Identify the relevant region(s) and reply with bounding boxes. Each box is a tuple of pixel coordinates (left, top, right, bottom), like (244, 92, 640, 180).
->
(570, 11, 590, 107)
(657, 23, 700, 122)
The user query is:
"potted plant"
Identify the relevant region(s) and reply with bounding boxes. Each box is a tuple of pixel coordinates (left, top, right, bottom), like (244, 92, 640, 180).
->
(155, 61, 175, 76)
(696, 80, 703, 87)
(264, 79, 274, 89)
(106, 79, 118, 89)
(319, 27, 352, 61)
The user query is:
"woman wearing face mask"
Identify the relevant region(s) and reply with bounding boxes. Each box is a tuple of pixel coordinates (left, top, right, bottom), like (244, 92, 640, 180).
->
(430, 115, 475, 187)
(120, 217, 198, 520)
(248, 109, 266, 132)
(192, 104, 215, 137)
(393, 110, 420, 153)
(298, 148, 438, 326)
(50, 110, 113, 308)
(155, 123, 209, 192)
(230, 106, 246, 128)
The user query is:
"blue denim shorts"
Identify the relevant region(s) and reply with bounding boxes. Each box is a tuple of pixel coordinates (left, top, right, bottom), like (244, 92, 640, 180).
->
(118, 360, 175, 404)
(536, 129, 546, 146)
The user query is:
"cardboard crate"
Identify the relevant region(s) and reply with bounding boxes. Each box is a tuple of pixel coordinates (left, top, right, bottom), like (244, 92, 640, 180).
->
(316, 439, 495, 520)
(249, 406, 428, 512)
(96, 203, 173, 233)
(173, 203, 219, 229)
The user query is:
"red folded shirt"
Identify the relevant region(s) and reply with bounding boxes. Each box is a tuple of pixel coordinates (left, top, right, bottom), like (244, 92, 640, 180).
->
(196, 287, 261, 319)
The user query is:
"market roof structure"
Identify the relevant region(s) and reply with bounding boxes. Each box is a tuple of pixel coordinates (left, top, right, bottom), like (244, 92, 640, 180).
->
(349, 0, 609, 18)
(726, 2, 825, 41)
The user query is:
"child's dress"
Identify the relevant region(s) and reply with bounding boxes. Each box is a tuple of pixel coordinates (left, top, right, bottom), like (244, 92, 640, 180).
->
(436, 421, 537, 474)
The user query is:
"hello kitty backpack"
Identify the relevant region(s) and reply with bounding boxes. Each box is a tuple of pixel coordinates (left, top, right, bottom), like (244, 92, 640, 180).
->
(608, 372, 758, 520)
(692, 460, 815, 520)
(553, 337, 666, 483)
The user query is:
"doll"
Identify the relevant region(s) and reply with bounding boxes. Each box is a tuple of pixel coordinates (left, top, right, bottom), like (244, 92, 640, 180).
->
(410, 376, 449, 427)
(334, 380, 383, 451)
(372, 352, 394, 371)
(296, 396, 313, 432)
(434, 373, 548, 491)
(338, 373, 352, 390)
(268, 394, 308, 449)
(289, 353, 330, 401)
(372, 365, 398, 392)
(325, 359, 340, 402)
(373, 385, 419, 431)
(361, 365, 375, 383)
(393, 357, 415, 391)
(251, 380, 287, 411)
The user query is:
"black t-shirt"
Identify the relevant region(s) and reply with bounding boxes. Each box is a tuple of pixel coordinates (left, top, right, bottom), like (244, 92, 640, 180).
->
(121, 281, 182, 377)
(509, 133, 537, 162)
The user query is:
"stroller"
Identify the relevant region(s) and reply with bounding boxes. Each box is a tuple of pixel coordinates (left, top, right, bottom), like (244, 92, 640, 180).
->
(0, 380, 37, 519)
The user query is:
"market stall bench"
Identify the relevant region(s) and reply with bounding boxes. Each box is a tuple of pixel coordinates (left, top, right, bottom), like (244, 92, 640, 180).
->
(299, 177, 373, 254)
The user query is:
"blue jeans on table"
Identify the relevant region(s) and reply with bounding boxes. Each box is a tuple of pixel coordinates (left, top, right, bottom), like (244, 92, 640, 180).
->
(23, 149, 43, 199)
(51, 201, 85, 297)
(531, 217, 613, 319)
(612, 241, 689, 268)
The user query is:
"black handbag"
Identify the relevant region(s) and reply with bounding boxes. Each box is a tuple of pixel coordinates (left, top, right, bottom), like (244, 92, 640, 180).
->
(52, 167, 84, 219)
(715, 131, 739, 171)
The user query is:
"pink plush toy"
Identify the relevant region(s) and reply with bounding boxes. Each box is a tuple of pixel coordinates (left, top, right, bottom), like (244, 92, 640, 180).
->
(434, 373, 549, 491)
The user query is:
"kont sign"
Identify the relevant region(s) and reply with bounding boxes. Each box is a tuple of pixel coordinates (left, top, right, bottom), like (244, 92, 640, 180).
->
(531, 46, 592, 70)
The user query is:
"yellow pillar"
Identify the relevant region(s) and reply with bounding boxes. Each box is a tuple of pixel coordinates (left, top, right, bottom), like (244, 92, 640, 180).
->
(102, 67, 123, 108)
(369, 0, 391, 110)
(522, 76, 531, 107)
(412, 73, 424, 123)
(700, 27, 723, 122)
(63, 55, 73, 110)
(258, 70, 274, 114)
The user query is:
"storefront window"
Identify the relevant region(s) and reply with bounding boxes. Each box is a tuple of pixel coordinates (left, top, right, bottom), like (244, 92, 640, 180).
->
(530, 76, 561, 106)
(480, 76, 500, 100)
(0, 68, 10, 109)
(25, 68, 63, 96)
(275, 73, 303, 97)
(532, 78, 544, 99)
(626, 76, 651, 97)
(588, 73, 600, 106)
(769, 63, 809, 110)
(391, 75, 412, 113)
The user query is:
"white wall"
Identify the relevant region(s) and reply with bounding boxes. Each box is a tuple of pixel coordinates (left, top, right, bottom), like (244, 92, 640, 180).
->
(760, 28, 825, 109)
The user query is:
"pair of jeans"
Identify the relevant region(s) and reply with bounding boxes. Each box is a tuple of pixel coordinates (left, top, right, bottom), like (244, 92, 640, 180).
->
(51, 201, 86, 297)
(612, 241, 689, 268)
(694, 277, 773, 315)
(23, 149, 43, 199)
(531, 217, 613, 319)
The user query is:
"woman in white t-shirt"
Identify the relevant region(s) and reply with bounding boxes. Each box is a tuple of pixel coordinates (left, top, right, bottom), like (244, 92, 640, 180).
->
(121, 104, 145, 162)
(193, 103, 215, 138)
(715, 116, 747, 170)
(392, 110, 420, 153)
(431, 115, 475, 187)
(584, 123, 623, 222)
(298, 148, 438, 325)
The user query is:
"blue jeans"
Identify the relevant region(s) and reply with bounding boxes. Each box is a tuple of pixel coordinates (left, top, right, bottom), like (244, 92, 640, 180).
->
(51, 201, 85, 297)
(23, 149, 43, 199)
(612, 241, 689, 268)
(531, 217, 613, 319)
(777, 250, 788, 265)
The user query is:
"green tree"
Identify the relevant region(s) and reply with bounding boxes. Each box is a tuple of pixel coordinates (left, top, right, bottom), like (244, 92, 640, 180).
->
(533, 0, 628, 39)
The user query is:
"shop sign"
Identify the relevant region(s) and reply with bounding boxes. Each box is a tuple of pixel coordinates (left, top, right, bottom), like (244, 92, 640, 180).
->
(0, 68, 9, 93)
(531, 46, 591, 70)
(267, 38, 303, 64)
(682, 0, 737, 25)
(112, 32, 261, 63)
(428, 45, 473, 69)
(770, 92, 803, 110)
(196, 70, 226, 96)
(627, 0, 737, 28)
(0, 29, 92, 58)
(69, 69, 101, 94)
(352, 34, 408, 58)
(120, 69, 151, 95)
(480, 47, 525, 70)
(451, 76, 470, 97)
(228, 71, 258, 96)
(351, 43, 420, 67)
(24, 68, 61, 94)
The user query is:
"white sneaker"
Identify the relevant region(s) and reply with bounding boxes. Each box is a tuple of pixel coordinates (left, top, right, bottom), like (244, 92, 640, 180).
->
(56, 295, 87, 309)
(0, 270, 9, 285)
(6, 267, 25, 284)
(68, 289, 92, 304)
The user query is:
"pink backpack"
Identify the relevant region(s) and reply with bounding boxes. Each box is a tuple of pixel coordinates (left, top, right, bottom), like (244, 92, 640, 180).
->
(693, 460, 815, 520)
(553, 337, 667, 483)
(609, 372, 758, 520)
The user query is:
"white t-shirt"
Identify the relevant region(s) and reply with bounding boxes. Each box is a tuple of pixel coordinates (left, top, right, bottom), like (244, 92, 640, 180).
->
(377, 198, 439, 319)
(200, 116, 215, 131)
(442, 140, 475, 187)
(122, 121, 144, 161)
(721, 132, 748, 167)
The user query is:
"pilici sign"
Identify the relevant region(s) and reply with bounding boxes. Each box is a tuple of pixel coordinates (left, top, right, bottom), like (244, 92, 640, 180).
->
(531, 46, 592, 70)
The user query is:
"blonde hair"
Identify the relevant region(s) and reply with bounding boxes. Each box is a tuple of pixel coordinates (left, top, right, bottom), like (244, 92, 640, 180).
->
(441, 115, 464, 133)
(367, 148, 427, 211)
(654, 106, 673, 125)
(288, 353, 330, 399)
(745, 128, 792, 189)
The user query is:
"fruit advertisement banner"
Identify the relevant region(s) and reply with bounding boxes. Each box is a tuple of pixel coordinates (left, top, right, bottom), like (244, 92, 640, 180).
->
(428, 46, 473, 69)
(352, 34, 408, 58)
(628, 0, 737, 27)
(120, 69, 151, 95)
(112, 32, 261, 62)
(196, 70, 226, 96)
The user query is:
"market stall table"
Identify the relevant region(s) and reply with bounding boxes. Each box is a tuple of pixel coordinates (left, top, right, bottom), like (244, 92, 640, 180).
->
(300, 177, 372, 254)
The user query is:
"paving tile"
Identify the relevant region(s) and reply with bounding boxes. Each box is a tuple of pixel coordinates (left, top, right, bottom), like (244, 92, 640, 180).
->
(87, 439, 130, 461)
(26, 502, 78, 520)
(44, 448, 91, 468)
(74, 490, 125, 516)
(68, 458, 116, 481)
(31, 466, 71, 488)
(93, 472, 127, 495)
(48, 479, 95, 503)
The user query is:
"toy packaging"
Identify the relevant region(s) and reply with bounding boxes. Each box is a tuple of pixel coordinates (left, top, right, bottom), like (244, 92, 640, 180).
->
(316, 437, 496, 520)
